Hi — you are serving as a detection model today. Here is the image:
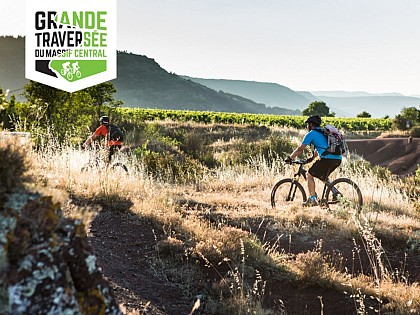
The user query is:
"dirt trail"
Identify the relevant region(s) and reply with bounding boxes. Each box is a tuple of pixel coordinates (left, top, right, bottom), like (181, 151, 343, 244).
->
(84, 137, 419, 314)
(88, 211, 193, 314)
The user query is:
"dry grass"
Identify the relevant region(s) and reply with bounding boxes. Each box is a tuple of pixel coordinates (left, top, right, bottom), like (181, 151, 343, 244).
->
(26, 123, 420, 314)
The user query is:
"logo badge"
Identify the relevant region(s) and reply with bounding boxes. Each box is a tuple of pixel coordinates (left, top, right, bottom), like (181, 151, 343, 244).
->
(25, 0, 117, 92)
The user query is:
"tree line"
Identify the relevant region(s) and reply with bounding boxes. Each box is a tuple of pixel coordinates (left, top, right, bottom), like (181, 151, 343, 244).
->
(1, 82, 419, 144)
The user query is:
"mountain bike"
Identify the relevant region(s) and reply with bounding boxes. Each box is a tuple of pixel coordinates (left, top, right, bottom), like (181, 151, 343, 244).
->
(81, 146, 129, 175)
(60, 62, 82, 81)
(271, 159, 363, 214)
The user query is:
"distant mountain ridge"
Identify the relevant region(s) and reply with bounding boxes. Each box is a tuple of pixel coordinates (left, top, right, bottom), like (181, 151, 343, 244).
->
(0, 36, 299, 116)
(314, 95, 420, 117)
(1, 36, 418, 118)
(112, 52, 300, 115)
(181, 76, 310, 110)
(310, 91, 405, 97)
(185, 78, 420, 117)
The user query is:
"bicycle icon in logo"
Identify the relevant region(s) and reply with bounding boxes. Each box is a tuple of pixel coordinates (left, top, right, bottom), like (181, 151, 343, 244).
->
(60, 61, 82, 81)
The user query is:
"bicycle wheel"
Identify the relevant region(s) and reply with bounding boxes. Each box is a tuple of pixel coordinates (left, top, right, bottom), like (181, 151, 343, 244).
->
(111, 162, 129, 175)
(271, 179, 307, 209)
(325, 178, 363, 214)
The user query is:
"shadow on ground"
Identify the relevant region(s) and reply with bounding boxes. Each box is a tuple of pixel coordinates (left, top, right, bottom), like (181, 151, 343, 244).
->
(65, 191, 419, 314)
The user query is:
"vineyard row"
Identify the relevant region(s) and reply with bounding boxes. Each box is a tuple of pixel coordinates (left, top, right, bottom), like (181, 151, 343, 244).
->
(114, 108, 393, 131)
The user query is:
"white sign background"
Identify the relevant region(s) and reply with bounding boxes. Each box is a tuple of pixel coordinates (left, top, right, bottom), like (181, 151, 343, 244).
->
(25, 0, 117, 92)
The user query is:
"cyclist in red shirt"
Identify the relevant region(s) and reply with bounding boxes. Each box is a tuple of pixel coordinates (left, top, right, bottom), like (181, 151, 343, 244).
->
(83, 116, 124, 163)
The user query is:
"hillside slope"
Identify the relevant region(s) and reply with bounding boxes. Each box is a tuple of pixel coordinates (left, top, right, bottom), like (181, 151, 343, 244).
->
(181, 78, 420, 118)
(182, 76, 311, 110)
(0, 36, 27, 93)
(317, 96, 420, 118)
(347, 138, 420, 175)
(112, 52, 300, 115)
(0, 36, 299, 115)
(2, 36, 417, 117)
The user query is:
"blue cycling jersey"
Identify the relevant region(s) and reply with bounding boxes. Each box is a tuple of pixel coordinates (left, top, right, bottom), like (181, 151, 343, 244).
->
(302, 127, 342, 160)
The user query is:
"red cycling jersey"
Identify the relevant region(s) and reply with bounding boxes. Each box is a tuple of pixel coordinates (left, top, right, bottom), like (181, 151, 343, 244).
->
(93, 125, 123, 146)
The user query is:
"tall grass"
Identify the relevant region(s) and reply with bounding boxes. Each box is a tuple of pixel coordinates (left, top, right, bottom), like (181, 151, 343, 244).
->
(27, 123, 419, 314)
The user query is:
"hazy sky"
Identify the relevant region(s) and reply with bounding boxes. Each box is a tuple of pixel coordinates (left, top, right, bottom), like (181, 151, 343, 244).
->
(2, 0, 420, 95)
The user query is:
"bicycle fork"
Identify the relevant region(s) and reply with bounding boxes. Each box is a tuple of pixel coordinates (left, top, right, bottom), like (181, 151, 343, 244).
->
(287, 180, 300, 201)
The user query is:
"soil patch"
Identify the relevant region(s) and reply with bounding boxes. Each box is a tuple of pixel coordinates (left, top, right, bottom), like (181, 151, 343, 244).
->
(346, 138, 420, 175)
(87, 205, 419, 314)
(88, 210, 194, 314)
(88, 208, 360, 314)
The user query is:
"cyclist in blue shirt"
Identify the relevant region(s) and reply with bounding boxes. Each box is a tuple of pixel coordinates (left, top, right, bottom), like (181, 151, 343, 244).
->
(286, 115, 342, 206)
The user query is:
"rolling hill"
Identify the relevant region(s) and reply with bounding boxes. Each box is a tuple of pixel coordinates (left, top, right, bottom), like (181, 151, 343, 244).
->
(185, 78, 420, 118)
(311, 95, 420, 118)
(2, 36, 418, 118)
(183, 77, 410, 118)
(0, 36, 26, 94)
(181, 76, 310, 110)
(112, 52, 299, 115)
(0, 36, 299, 115)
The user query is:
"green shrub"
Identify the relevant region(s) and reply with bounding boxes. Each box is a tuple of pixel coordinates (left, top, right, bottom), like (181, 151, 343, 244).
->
(410, 126, 420, 138)
(345, 158, 392, 181)
(372, 165, 393, 181)
(0, 139, 30, 192)
(393, 107, 420, 130)
(179, 130, 218, 168)
(268, 135, 295, 157)
(230, 136, 294, 165)
(134, 141, 205, 183)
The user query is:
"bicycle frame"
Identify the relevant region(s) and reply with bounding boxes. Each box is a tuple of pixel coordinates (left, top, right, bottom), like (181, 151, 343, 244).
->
(272, 159, 362, 211)
(288, 160, 335, 203)
(81, 145, 129, 175)
(292, 161, 307, 181)
(287, 162, 307, 201)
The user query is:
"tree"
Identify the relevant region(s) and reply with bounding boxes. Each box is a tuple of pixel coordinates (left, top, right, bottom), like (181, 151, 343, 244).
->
(0, 86, 18, 130)
(23, 81, 70, 121)
(17, 81, 121, 142)
(393, 106, 420, 130)
(84, 82, 119, 118)
(302, 101, 334, 117)
(357, 111, 371, 118)
(0, 86, 5, 112)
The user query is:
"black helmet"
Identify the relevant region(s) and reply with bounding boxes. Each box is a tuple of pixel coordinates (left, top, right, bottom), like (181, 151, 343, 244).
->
(304, 115, 322, 126)
(99, 116, 110, 125)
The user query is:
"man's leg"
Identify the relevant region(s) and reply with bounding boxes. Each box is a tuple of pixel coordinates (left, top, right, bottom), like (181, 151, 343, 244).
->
(307, 172, 316, 196)
(302, 172, 318, 206)
(108, 145, 121, 164)
(107, 146, 114, 164)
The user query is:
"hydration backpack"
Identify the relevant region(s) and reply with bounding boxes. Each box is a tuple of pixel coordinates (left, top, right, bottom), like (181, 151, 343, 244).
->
(106, 124, 124, 142)
(315, 124, 346, 156)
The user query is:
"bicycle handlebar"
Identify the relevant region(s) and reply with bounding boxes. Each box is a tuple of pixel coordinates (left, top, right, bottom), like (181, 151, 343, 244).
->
(285, 158, 312, 165)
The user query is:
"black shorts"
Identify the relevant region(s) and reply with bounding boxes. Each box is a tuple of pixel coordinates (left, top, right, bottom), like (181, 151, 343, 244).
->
(308, 158, 341, 181)
(107, 145, 122, 163)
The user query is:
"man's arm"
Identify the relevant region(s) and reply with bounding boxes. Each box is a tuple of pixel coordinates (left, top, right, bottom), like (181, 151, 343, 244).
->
(82, 125, 106, 148)
(82, 134, 97, 148)
(289, 143, 307, 160)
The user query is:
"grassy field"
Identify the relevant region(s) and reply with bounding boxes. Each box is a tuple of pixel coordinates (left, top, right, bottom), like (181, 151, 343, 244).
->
(26, 121, 419, 314)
